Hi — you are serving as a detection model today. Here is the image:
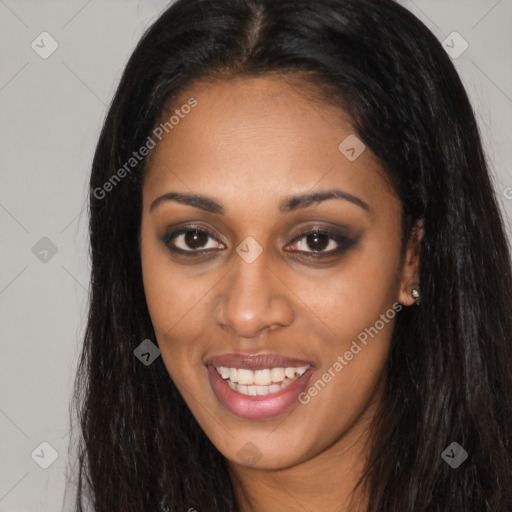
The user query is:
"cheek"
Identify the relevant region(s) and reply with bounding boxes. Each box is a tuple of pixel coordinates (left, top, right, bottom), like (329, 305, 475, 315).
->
(141, 221, 196, 325)
(289, 236, 400, 431)
(140, 232, 217, 378)
(139, 230, 176, 335)
(291, 288, 397, 461)
(293, 239, 401, 347)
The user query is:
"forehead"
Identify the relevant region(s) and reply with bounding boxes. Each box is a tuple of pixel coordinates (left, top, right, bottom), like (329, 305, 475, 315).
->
(142, 76, 393, 212)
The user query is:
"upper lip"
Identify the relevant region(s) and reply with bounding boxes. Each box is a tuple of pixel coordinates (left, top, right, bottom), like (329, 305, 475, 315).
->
(206, 353, 314, 370)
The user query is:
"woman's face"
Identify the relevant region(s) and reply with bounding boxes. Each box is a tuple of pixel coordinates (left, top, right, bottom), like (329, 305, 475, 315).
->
(140, 76, 419, 470)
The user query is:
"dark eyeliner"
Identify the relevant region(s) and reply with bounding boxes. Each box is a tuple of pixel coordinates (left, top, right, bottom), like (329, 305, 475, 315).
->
(160, 226, 223, 256)
(285, 226, 361, 258)
(159, 224, 361, 260)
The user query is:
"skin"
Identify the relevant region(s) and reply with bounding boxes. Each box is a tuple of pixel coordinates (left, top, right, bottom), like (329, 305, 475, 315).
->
(140, 75, 421, 512)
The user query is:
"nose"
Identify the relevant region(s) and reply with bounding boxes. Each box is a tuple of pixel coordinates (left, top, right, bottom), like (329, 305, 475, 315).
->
(212, 251, 294, 339)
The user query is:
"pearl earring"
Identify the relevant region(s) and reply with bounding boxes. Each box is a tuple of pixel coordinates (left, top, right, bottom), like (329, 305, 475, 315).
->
(411, 286, 421, 305)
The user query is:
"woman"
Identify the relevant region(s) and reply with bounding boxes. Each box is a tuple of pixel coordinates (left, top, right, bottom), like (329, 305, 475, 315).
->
(72, 0, 512, 510)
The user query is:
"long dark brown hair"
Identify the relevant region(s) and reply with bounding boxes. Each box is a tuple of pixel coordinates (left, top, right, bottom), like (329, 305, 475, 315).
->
(70, 0, 512, 510)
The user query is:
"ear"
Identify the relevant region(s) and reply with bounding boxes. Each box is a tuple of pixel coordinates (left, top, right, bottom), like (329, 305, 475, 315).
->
(398, 219, 423, 306)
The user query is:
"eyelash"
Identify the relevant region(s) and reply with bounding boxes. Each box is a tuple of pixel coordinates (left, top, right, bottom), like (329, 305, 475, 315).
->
(161, 225, 358, 259)
(285, 225, 358, 257)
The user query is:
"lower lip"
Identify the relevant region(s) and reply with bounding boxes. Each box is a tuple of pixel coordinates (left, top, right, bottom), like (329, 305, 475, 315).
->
(207, 365, 314, 420)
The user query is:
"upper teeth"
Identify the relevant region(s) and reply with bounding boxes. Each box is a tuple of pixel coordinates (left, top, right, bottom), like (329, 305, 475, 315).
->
(215, 366, 309, 385)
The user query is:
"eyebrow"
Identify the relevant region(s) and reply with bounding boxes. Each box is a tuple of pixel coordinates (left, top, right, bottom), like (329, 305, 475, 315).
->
(149, 189, 370, 214)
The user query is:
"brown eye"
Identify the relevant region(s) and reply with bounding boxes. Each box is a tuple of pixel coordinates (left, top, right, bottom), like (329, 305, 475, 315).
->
(162, 227, 225, 254)
(303, 232, 331, 252)
(285, 227, 360, 257)
(184, 230, 209, 249)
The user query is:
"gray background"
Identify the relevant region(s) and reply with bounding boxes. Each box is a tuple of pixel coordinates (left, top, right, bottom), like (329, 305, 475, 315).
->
(1, 0, 511, 510)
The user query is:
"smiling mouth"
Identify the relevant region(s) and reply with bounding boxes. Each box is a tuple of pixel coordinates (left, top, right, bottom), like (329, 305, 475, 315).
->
(213, 365, 310, 396)
(205, 352, 315, 419)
